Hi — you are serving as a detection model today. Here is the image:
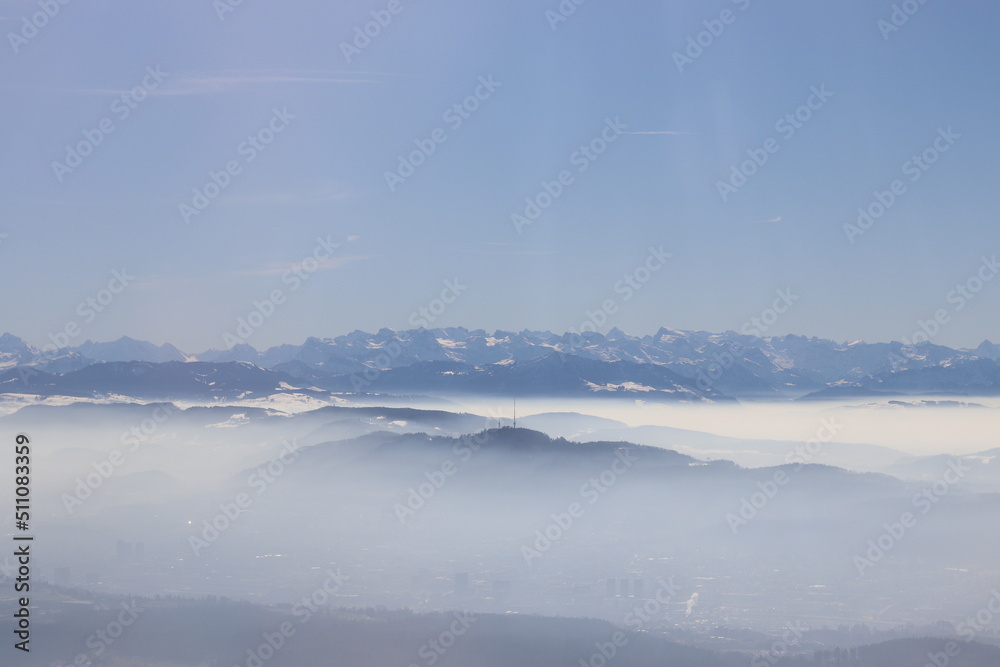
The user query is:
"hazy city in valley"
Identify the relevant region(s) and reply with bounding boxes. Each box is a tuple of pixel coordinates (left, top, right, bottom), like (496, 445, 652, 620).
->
(2, 1, 1000, 666)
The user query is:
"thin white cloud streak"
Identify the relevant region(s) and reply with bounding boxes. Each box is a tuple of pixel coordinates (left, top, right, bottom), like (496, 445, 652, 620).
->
(621, 130, 694, 135)
(43, 70, 382, 97)
(238, 255, 370, 277)
(221, 184, 357, 206)
(131, 255, 367, 291)
(447, 247, 560, 256)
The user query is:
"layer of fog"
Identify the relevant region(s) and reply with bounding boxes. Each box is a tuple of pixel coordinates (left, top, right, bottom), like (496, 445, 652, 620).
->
(438, 395, 1000, 458)
(3, 394, 999, 633)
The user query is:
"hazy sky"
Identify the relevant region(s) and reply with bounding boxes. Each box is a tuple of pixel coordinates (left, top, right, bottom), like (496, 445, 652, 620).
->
(1, 0, 998, 352)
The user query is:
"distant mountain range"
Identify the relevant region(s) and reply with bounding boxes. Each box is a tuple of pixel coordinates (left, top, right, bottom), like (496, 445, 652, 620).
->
(2, 328, 1000, 400)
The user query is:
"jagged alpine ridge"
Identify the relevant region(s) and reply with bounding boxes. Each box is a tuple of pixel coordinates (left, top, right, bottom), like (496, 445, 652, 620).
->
(2, 328, 998, 399)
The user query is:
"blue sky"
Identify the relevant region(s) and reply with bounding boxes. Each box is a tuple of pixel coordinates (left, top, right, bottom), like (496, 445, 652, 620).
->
(1, 0, 998, 352)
